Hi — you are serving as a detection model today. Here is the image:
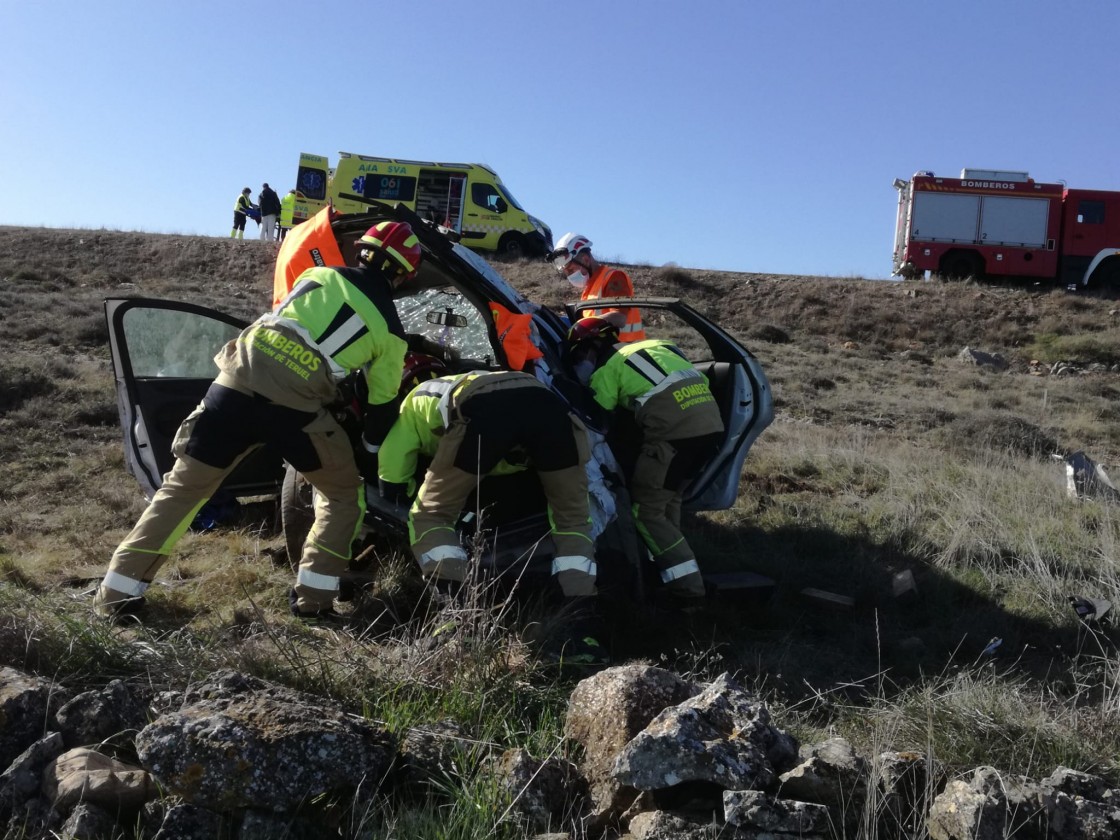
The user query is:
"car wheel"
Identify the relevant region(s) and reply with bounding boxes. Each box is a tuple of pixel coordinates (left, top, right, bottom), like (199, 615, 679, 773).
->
(497, 232, 527, 260)
(280, 464, 313, 571)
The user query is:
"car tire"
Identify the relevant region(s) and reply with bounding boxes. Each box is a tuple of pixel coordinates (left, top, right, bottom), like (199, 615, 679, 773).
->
(280, 464, 314, 571)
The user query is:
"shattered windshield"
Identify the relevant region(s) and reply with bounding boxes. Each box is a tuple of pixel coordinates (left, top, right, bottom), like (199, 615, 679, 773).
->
(396, 288, 496, 366)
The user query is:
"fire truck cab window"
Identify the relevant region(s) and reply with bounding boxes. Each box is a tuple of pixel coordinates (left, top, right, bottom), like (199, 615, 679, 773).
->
(1077, 200, 1105, 225)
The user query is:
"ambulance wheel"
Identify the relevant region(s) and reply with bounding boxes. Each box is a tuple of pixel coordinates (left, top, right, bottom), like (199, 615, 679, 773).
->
(497, 232, 527, 260)
(280, 464, 313, 571)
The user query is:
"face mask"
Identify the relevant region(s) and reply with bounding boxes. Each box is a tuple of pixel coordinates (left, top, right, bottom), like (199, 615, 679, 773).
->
(566, 267, 589, 288)
(574, 359, 596, 385)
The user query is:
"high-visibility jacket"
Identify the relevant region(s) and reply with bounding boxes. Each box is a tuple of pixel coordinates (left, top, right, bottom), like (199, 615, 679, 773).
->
(272, 205, 345, 307)
(588, 339, 723, 441)
(489, 301, 543, 371)
(279, 192, 296, 228)
(268, 264, 407, 441)
(378, 371, 525, 495)
(234, 193, 253, 214)
(580, 265, 645, 342)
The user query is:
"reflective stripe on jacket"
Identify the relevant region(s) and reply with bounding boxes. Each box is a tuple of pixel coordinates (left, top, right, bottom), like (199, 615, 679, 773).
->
(272, 265, 407, 409)
(580, 265, 646, 342)
(377, 371, 527, 492)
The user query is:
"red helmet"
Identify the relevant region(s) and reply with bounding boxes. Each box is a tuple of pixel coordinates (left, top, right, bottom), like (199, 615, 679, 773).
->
(356, 221, 422, 280)
(400, 352, 448, 396)
(567, 316, 619, 347)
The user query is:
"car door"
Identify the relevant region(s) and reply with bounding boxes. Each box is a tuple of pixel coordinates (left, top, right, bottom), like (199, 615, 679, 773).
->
(105, 298, 284, 500)
(564, 297, 773, 511)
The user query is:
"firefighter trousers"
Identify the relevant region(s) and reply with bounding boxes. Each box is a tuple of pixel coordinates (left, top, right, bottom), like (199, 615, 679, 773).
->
(630, 432, 722, 598)
(409, 381, 595, 596)
(95, 381, 362, 615)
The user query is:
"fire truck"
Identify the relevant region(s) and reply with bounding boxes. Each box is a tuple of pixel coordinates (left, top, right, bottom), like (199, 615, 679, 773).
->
(892, 168, 1120, 287)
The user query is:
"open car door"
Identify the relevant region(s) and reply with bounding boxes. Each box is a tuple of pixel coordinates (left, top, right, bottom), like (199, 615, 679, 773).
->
(104, 298, 285, 500)
(564, 297, 773, 511)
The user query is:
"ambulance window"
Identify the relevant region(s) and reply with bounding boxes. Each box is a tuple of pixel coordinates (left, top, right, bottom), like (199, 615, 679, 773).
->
(471, 184, 504, 213)
(363, 175, 417, 202)
(1077, 200, 1104, 224)
(296, 167, 327, 201)
(496, 184, 525, 211)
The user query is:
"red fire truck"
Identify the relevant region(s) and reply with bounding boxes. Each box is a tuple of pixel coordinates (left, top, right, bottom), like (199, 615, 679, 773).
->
(892, 168, 1120, 287)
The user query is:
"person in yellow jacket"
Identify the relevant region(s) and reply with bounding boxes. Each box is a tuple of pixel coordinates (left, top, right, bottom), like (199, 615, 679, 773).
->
(378, 360, 596, 598)
(231, 187, 255, 239)
(94, 221, 423, 621)
(567, 317, 723, 600)
(548, 232, 645, 342)
(278, 189, 297, 242)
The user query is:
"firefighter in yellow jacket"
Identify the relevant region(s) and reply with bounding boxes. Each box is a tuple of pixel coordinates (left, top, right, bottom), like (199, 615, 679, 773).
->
(548, 232, 645, 342)
(94, 221, 423, 620)
(567, 317, 723, 599)
(378, 359, 597, 598)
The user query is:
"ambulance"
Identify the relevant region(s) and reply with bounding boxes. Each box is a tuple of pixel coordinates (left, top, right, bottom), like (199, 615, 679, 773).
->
(291, 152, 553, 259)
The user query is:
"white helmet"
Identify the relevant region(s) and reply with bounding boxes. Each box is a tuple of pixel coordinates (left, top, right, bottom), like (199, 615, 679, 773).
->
(548, 232, 592, 272)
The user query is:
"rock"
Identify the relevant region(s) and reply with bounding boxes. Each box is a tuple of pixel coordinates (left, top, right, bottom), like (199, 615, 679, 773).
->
(134, 670, 396, 813)
(723, 789, 831, 837)
(927, 766, 1007, 840)
(42, 747, 156, 813)
(144, 800, 224, 840)
(778, 736, 868, 825)
(0, 667, 65, 770)
(0, 731, 66, 817)
(397, 719, 479, 786)
(874, 750, 941, 837)
(491, 748, 588, 834)
(55, 679, 149, 751)
(58, 800, 117, 839)
(957, 346, 1009, 371)
(613, 673, 798, 794)
(626, 808, 726, 839)
(565, 664, 698, 825)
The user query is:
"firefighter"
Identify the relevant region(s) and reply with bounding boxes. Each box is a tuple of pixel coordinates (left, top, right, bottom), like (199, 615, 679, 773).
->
(377, 360, 597, 599)
(94, 222, 423, 621)
(547, 232, 645, 342)
(278, 188, 297, 241)
(231, 187, 255, 240)
(567, 317, 723, 600)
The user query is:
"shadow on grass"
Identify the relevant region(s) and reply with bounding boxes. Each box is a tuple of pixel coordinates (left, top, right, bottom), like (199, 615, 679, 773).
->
(603, 517, 1089, 707)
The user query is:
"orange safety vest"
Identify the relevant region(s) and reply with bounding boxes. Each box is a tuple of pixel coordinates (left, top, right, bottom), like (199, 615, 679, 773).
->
(489, 301, 543, 371)
(271, 205, 344, 308)
(580, 265, 646, 342)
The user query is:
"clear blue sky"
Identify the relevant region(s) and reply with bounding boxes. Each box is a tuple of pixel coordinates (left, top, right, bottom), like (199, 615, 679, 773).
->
(3, 1, 1118, 278)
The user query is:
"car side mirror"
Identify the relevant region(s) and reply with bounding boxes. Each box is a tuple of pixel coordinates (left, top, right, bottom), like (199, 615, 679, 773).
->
(427, 310, 469, 328)
(494, 197, 508, 214)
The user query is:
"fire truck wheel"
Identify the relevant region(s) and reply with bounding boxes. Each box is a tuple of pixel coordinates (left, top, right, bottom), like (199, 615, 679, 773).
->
(939, 251, 983, 281)
(1090, 259, 1120, 291)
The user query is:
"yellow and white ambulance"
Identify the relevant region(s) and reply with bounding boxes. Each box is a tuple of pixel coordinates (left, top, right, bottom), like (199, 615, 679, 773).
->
(291, 152, 553, 259)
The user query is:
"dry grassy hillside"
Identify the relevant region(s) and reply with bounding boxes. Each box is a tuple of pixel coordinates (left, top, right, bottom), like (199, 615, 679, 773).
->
(5, 224, 1120, 807)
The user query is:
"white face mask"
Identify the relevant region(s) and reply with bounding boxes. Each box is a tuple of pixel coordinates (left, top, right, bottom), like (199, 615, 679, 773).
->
(566, 267, 589, 287)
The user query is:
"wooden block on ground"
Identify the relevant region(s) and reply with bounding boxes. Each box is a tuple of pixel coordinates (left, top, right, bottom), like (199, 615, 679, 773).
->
(703, 571, 776, 602)
(892, 569, 919, 600)
(800, 587, 855, 609)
